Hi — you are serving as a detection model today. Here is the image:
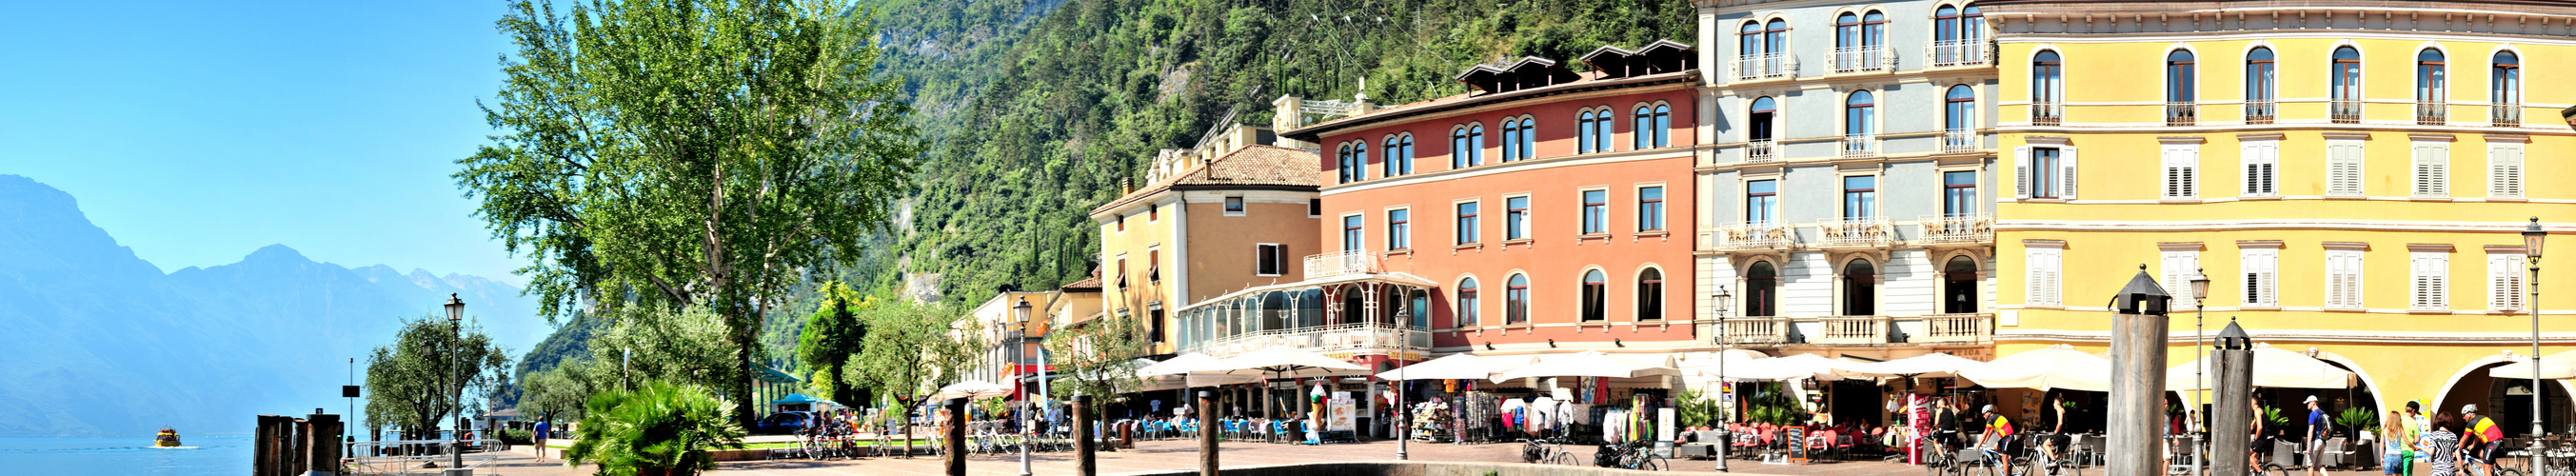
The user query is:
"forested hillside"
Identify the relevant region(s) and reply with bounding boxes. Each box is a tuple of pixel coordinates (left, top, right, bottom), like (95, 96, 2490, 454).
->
(871, 0, 1698, 299)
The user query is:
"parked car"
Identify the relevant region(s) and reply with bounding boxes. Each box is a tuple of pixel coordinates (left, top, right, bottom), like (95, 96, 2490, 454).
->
(755, 411, 813, 435)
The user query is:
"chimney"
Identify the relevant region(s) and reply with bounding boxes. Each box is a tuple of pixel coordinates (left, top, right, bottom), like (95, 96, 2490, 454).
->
(1120, 177, 1133, 195)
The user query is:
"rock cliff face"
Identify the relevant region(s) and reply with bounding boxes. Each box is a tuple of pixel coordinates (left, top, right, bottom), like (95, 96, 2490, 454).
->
(0, 174, 541, 438)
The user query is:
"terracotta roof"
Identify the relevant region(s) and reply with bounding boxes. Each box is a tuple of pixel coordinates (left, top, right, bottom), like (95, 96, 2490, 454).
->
(1060, 275, 1102, 291)
(1088, 145, 1319, 216)
(1282, 69, 1695, 143)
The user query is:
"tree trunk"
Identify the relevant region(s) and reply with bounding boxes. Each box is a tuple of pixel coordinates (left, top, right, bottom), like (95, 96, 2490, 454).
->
(1075, 395, 1095, 476)
(729, 321, 757, 427)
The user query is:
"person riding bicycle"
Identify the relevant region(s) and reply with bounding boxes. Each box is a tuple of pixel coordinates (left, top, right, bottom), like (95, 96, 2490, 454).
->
(2463, 405, 2505, 476)
(1982, 405, 2019, 471)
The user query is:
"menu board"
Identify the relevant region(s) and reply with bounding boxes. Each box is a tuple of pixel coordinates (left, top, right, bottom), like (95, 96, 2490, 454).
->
(1328, 391, 1357, 431)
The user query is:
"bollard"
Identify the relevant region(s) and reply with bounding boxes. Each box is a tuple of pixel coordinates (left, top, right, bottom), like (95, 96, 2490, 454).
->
(2109, 268, 2174, 476)
(2210, 320, 2256, 476)
(1075, 394, 1096, 476)
(1199, 390, 1218, 476)
(945, 398, 967, 476)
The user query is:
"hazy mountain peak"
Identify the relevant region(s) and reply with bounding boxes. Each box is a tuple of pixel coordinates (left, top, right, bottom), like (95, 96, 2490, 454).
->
(241, 244, 312, 264)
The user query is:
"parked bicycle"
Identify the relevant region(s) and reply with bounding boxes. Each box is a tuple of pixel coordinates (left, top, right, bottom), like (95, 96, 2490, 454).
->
(1521, 437, 1579, 466)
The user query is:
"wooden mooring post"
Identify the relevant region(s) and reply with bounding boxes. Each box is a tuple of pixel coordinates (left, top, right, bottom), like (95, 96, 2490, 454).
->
(253, 409, 344, 476)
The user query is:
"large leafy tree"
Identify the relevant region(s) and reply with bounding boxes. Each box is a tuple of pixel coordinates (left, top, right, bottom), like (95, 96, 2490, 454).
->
(1042, 310, 1147, 410)
(364, 315, 514, 440)
(458, 0, 921, 425)
(844, 299, 981, 457)
(793, 282, 869, 405)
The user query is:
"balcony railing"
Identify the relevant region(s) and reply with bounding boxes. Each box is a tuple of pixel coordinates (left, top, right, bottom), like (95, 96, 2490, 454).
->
(1732, 53, 1794, 81)
(1817, 217, 1893, 248)
(1813, 316, 1886, 346)
(2330, 99, 2362, 124)
(1941, 129, 1978, 152)
(2031, 103, 2063, 127)
(1916, 213, 1993, 245)
(1713, 318, 1788, 345)
(2415, 101, 2448, 126)
(1303, 250, 1381, 280)
(1926, 40, 1989, 68)
(2246, 100, 2276, 125)
(2165, 102, 2197, 127)
(1831, 46, 1892, 74)
(1912, 313, 1994, 344)
(2495, 103, 2524, 128)
(1708, 221, 1793, 251)
(1840, 134, 1877, 158)
(1188, 322, 1428, 359)
(1744, 139, 1779, 163)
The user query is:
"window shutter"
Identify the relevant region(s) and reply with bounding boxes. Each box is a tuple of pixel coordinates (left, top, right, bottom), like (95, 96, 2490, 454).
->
(2328, 141, 2364, 196)
(2326, 251, 2364, 309)
(2492, 254, 2525, 311)
(2163, 251, 2198, 309)
(2014, 146, 2032, 199)
(2163, 145, 2197, 199)
(2412, 252, 2448, 309)
(2413, 143, 2449, 197)
(2491, 144, 2525, 198)
(2243, 141, 2278, 196)
(2059, 147, 2079, 200)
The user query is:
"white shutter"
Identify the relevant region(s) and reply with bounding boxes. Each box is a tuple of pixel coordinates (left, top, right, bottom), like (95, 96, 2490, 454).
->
(2243, 141, 2278, 196)
(2490, 144, 2525, 198)
(2242, 248, 2278, 307)
(2412, 252, 2448, 310)
(2326, 251, 2364, 309)
(2492, 254, 2526, 311)
(2328, 140, 2365, 197)
(2059, 147, 2079, 200)
(2163, 144, 2198, 199)
(2029, 248, 2061, 307)
(2413, 142, 2449, 198)
(2163, 251, 2200, 309)
(2015, 146, 2032, 199)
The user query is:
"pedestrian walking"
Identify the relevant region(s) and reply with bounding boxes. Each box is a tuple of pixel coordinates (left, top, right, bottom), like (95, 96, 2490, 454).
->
(2308, 395, 2329, 476)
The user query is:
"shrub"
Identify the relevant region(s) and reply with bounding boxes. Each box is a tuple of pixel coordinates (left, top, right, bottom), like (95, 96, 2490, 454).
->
(563, 381, 746, 476)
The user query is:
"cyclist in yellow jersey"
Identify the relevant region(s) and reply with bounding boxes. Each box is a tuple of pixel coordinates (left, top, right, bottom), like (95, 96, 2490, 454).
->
(1981, 405, 2018, 471)
(2462, 405, 2503, 476)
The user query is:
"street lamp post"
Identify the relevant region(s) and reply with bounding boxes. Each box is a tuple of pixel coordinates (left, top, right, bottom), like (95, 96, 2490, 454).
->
(2191, 269, 2212, 476)
(1713, 286, 1733, 473)
(1015, 297, 1034, 476)
(2524, 217, 2547, 472)
(443, 293, 466, 473)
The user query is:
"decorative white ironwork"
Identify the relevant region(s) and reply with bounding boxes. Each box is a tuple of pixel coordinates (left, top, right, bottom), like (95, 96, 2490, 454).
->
(1745, 139, 1779, 163)
(1916, 214, 1993, 245)
(2031, 103, 2063, 127)
(2415, 101, 2449, 126)
(1186, 322, 1429, 360)
(2331, 99, 2363, 124)
(1925, 40, 1989, 68)
(1731, 53, 1794, 81)
(1839, 134, 1877, 158)
(1941, 129, 1978, 152)
(1709, 222, 1793, 251)
(1914, 313, 1994, 343)
(1816, 217, 1892, 248)
(2494, 103, 2524, 128)
(2166, 102, 2198, 127)
(1831, 46, 1892, 74)
(1304, 250, 1383, 280)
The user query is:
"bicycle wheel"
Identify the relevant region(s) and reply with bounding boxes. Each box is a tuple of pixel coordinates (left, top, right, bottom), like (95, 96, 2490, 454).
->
(2498, 468, 2528, 476)
(1545, 452, 1574, 466)
(2261, 464, 2287, 476)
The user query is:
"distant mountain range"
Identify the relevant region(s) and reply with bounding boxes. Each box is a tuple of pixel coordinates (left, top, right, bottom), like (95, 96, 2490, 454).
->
(0, 174, 547, 438)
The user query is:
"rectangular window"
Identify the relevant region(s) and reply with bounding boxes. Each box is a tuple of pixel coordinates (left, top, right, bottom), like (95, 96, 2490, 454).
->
(2327, 250, 2365, 309)
(1580, 189, 1608, 234)
(2161, 250, 2200, 309)
(1149, 203, 1159, 222)
(1115, 213, 1126, 232)
(1147, 248, 1160, 284)
(2019, 147, 2071, 199)
(2242, 248, 2278, 307)
(2412, 251, 2449, 310)
(1746, 180, 1777, 223)
(1943, 171, 1977, 216)
(1256, 244, 1284, 276)
(2162, 144, 2198, 199)
(2490, 143, 2525, 198)
(1387, 208, 1410, 250)
(2492, 253, 2527, 311)
(1505, 196, 1531, 240)
(2413, 142, 2449, 198)
(1116, 257, 1128, 289)
(2028, 248, 2062, 307)
(1224, 196, 1247, 215)
(1842, 175, 1877, 218)
(1637, 187, 1666, 231)
(2242, 140, 2279, 197)
(2328, 140, 2366, 197)
(1455, 201, 1480, 245)
(1341, 214, 1364, 252)
(1309, 199, 1322, 217)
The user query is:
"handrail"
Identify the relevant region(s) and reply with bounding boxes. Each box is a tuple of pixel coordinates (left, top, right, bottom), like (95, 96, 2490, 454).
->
(1303, 250, 1382, 280)
(1709, 222, 1793, 251)
(2330, 99, 2363, 124)
(1711, 313, 1995, 346)
(1916, 214, 1993, 245)
(1831, 46, 1892, 74)
(1185, 322, 1427, 359)
(1840, 134, 1877, 158)
(1941, 129, 1977, 152)
(2165, 102, 2197, 127)
(1816, 217, 1892, 248)
(2494, 103, 2524, 128)
(1732, 53, 1794, 81)
(2031, 103, 2063, 127)
(1925, 40, 1989, 68)
(1745, 139, 1779, 163)
(2245, 99, 2277, 125)
(2415, 101, 2449, 126)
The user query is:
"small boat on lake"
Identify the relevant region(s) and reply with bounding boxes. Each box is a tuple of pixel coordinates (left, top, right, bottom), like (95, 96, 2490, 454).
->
(154, 426, 182, 447)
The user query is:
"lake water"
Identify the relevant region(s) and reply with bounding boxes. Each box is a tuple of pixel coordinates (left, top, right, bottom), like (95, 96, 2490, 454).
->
(0, 436, 250, 475)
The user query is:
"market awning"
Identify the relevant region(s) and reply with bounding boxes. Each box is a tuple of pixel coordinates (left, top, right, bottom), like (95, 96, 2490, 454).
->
(1960, 345, 2113, 392)
(2487, 350, 2576, 380)
(2166, 344, 2357, 389)
(771, 393, 825, 405)
(1374, 353, 1519, 381)
(1490, 350, 1676, 383)
(1839, 352, 1988, 379)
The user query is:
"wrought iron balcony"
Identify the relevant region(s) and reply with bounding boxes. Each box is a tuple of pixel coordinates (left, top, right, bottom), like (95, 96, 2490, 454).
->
(2245, 100, 2276, 125)
(2416, 101, 2448, 126)
(1925, 40, 1989, 68)
(2031, 103, 2063, 127)
(1839, 134, 1877, 158)
(1916, 213, 1993, 245)
(1941, 129, 1978, 152)
(1816, 217, 1892, 248)
(1707, 221, 1793, 251)
(1303, 249, 1381, 280)
(2330, 99, 2363, 124)
(2165, 102, 2197, 127)
(1831, 46, 1892, 74)
(2494, 103, 2524, 128)
(1732, 53, 1794, 81)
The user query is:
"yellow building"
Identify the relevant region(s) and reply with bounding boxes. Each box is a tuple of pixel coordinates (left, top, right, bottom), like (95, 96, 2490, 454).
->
(1988, 0, 2576, 433)
(1090, 124, 1322, 356)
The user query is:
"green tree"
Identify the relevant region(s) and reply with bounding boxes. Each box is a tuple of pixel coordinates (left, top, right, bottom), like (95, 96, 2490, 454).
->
(564, 380, 746, 476)
(364, 315, 514, 440)
(1042, 310, 1147, 409)
(844, 299, 982, 456)
(519, 362, 597, 424)
(793, 282, 870, 405)
(459, 0, 923, 425)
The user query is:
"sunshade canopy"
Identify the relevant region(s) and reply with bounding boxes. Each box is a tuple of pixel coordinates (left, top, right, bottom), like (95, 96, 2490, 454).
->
(1840, 353, 1990, 379)
(1376, 353, 1518, 381)
(929, 380, 1012, 402)
(770, 393, 824, 405)
(2167, 344, 2358, 389)
(1960, 345, 2114, 392)
(1709, 353, 1858, 382)
(1137, 352, 1226, 377)
(2487, 350, 2576, 380)
(1491, 350, 1677, 383)
(1201, 347, 1369, 379)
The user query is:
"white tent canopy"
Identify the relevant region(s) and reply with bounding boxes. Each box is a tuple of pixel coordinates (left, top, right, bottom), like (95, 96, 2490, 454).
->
(2166, 344, 2358, 389)
(1706, 353, 1857, 382)
(929, 380, 1012, 402)
(1491, 350, 1677, 383)
(2487, 350, 2576, 380)
(1135, 352, 1261, 389)
(1201, 347, 1369, 380)
(1375, 353, 1519, 381)
(1137, 352, 1225, 377)
(1840, 352, 1990, 379)
(1960, 345, 2115, 392)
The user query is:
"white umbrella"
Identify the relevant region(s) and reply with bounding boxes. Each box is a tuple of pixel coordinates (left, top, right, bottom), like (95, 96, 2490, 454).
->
(1201, 347, 1369, 380)
(1490, 350, 1677, 383)
(929, 380, 1012, 401)
(2487, 350, 2576, 380)
(1135, 352, 1261, 387)
(1960, 345, 2114, 392)
(2166, 344, 2358, 389)
(1840, 352, 1990, 379)
(1375, 353, 1516, 381)
(1708, 353, 1855, 382)
(1138, 352, 1224, 376)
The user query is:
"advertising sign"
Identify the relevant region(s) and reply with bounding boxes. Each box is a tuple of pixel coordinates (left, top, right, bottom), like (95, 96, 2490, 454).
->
(1328, 391, 1357, 431)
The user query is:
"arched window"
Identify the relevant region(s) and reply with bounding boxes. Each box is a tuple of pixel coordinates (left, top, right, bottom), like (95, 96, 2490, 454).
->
(1834, 13, 1859, 50)
(2418, 49, 2447, 125)
(1455, 124, 1485, 168)
(1750, 97, 1779, 143)
(1944, 85, 1975, 133)
(1595, 106, 1616, 152)
(1935, 5, 1960, 42)
(1383, 134, 1414, 177)
(1577, 109, 1597, 153)
(1456, 277, 1479, 327)
(1505, 273, 1530, 324)
(1652, 105, 1671, 148)
(2331, 47, 2363, 123)
(1260, 291, 1287, 331)
(2032, 50, 2063, 125)
(1739, 21, 1762, 59)
(1833, 11, 1888, 71)
(2166, 50, 2196, 125)
(1844, 90, 1876, 156)
(2494, 51, 2522, 126)
(1746, 262, 1777, 317)
(1499, 118, 1521, 163)
(1944, 256, 1979, 313)
(1932, 4, 1985, 66)
(1516, 117, 1536, 160)
(1843, 259, 1877, 316)
(2246, 47, 2277, 124)
(1336, 143, 1357, 184)
(1636, 268, 1664, 320)
(1764, 19, 1788, 55)
(1580, 269, 1608, 322)
(1296, 288, 1324, 327)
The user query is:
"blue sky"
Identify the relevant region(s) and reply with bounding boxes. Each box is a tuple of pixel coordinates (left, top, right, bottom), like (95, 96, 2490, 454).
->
(0, 1, 532, 285)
